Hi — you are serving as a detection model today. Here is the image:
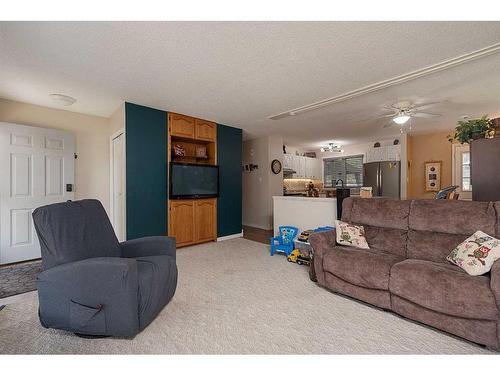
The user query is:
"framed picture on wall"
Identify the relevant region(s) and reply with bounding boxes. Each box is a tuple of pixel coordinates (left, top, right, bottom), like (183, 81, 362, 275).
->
(424, 161, 442, 192)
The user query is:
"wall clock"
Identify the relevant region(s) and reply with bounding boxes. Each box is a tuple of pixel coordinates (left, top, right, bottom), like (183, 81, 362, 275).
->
(271, 159, 282, 174)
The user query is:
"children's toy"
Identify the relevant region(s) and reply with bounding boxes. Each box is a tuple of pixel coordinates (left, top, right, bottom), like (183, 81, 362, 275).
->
(270, 226, 299, 256)
(297, 226, 334, 243)
(314, 226, 334, 233)
(287, 249, 311, 266)
(297, 229, 314, 242)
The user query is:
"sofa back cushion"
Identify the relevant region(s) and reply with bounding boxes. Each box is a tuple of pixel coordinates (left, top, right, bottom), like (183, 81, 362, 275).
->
(342, 197, 411, 230)
(407, 230, 469, 263)
(408, 200, 497, 235)
(341, 198, 410, 257)
(33, 199, 121, 270)
(407, 200, 498, 263)
(363, 225, 408, 257)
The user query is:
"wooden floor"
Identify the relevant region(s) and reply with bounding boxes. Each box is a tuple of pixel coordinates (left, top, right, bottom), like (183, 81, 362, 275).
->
(242, 225, 273, 244)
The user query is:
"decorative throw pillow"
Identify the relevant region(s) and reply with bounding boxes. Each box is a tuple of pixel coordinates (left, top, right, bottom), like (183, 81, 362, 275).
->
(335, 220, 370, 249)
(447, 230, 500, 276)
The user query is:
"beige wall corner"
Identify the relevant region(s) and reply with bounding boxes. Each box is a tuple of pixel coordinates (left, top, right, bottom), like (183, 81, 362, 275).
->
(0, 98, 112, 212)
(408, 130, 453, 199)
(109, 102, 125, 136)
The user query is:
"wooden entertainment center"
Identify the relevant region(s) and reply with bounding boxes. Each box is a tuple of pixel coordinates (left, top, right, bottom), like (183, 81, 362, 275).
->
(168, 113, 218, 247)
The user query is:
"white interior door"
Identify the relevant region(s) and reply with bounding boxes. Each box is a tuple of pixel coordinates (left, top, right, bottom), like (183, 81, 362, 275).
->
(0, 122, 75, 264)
(111, 132, 125, 242)
(452, 143, 472, 200)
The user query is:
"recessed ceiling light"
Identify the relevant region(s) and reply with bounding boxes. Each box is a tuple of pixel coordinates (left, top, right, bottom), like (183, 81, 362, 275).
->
(49, 93, 76, 106)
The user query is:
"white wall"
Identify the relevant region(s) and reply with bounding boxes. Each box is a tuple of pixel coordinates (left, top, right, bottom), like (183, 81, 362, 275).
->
(243, 135, 283, 229)
(0, 98, 117, 213)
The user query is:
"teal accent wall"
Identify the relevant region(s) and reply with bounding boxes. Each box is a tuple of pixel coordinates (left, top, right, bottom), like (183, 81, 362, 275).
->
(125, 102, 168, 240)
(217, 124, 242, 237)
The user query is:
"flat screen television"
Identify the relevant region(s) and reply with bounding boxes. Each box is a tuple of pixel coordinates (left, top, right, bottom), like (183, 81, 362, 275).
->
(170, 162, 219, 199)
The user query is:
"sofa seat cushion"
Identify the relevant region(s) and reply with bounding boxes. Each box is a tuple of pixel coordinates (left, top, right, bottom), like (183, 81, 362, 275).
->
(323, 247, 404, 290)
(390, 259, 498, 321)
(136, 255, 178, 330)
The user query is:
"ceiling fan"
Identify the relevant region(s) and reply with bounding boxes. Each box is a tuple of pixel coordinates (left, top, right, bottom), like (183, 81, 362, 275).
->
(380, 100, 442, 130)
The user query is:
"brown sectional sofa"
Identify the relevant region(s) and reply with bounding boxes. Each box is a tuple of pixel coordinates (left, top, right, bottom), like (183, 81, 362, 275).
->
(309, 197, 500, 349)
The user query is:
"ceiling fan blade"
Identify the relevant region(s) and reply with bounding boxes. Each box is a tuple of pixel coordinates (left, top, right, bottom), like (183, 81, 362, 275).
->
(382, 122, 395, 128)
(411, 101, 442, 110)
(412, 112, 441, 118)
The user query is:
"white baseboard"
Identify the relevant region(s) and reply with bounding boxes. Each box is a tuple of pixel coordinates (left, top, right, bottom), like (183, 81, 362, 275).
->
(217, 231, 244, 241)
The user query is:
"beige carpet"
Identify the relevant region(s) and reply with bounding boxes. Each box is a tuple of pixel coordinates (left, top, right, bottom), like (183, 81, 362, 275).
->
(0, 238, 493, 354)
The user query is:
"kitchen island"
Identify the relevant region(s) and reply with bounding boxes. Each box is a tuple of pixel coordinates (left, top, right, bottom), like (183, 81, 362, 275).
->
(272, 196, 337, 236)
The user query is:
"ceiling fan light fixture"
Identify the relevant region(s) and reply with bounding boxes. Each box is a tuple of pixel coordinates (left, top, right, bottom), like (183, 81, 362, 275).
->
(393, 114, 410, 125)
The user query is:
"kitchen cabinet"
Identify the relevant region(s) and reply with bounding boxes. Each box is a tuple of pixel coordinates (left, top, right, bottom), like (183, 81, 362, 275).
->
(283, 154, 322, 180)
(292, 156, 306, 178)
(194, 199, 217, 242)
(169, 198, 217, 247)
(365, 145, 401, 163)
(170, 113, 195, 139)
(169, 200, 195, 247)
(386, 145, 401, 161)
(195, 119, 216, 142)
(283, 154, 293, 170)
(306, 157, 322, 179)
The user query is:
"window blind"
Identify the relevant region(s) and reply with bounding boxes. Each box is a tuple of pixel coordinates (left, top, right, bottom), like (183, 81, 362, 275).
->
(323, 155, 363, 187)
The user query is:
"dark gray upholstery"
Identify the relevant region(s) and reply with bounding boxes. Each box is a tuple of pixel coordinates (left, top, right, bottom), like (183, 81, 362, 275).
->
(33, 199, 121, 270)
(33, 199, 177, 337)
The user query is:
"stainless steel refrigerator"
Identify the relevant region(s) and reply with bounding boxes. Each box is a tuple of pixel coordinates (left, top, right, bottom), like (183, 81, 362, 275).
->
(363, 161, 401, 198)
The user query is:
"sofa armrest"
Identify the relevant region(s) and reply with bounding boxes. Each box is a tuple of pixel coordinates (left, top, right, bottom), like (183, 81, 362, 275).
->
(490, 260, 500, 309)
(309, 229, 337, 259)
(308, 229, 337, 285)
(37, 257, 139, 336)
(120, 236, 176, 259)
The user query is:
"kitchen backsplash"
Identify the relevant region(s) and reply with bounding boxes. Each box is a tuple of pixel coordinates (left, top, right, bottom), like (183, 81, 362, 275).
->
(284, 178, 323, 192)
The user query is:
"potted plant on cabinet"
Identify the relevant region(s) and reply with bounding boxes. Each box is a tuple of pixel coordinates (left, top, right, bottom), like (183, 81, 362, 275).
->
(447, 115, 494, 144)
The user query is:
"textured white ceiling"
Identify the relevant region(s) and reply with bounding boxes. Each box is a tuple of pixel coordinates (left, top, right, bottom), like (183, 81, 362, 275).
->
(1, 21, 500, 147)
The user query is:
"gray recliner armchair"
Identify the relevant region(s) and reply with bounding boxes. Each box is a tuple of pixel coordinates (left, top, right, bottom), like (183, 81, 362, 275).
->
(32, 199, 177, 337)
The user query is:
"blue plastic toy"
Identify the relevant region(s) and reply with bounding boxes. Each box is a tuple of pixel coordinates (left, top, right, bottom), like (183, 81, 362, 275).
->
(270, 226, 299, 256)
(314, 226, 335, 233)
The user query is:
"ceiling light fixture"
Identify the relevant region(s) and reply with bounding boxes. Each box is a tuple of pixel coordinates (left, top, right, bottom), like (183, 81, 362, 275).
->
(320, 143, 343, 153)
(393, 113, 411, 125)
(49, 93, 77, 106)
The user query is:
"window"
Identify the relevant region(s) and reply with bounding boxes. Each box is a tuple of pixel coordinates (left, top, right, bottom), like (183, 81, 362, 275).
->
(324, 155, 363, 187)
(462, 152, 471, 191)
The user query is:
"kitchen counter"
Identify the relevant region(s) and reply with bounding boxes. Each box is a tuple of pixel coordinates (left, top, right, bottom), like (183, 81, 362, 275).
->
(274, 195, 336, 203)
(272, 196, 337, 235)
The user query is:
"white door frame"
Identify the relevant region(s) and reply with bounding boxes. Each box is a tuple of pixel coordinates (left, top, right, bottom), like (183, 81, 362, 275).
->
(452, 143, 472, 200)
(109, 128, 126, 241)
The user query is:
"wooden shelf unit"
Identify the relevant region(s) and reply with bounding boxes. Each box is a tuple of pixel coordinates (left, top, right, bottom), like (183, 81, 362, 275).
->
(168, 112, 218, 247)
